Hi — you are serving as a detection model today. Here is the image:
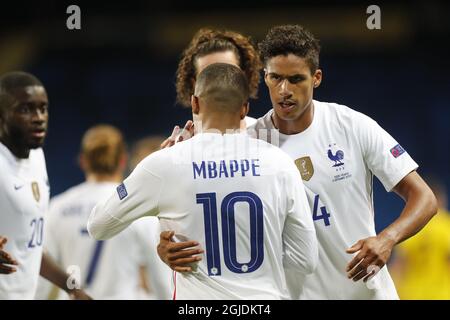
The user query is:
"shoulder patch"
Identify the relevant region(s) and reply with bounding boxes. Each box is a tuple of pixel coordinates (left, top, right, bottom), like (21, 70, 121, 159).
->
(390, 144, 405, 158)
(117, 183, 128, 200)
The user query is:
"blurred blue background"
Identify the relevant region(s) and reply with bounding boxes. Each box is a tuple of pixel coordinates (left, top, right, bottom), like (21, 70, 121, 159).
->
(1, 0, 449, 232)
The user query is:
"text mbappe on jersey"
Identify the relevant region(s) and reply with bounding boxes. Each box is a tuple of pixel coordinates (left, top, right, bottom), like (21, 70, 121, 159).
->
(192, 159, 260, 179)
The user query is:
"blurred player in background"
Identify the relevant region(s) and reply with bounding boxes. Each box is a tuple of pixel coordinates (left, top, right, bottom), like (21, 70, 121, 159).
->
(88, 63, 318, 299)
(162, 28, 262, 148)
(0, 71, 90, 299)
(390, 177, 450, 299)
(35, 125, 171, 299)
(128, 134, 169, 298)
(157, 25, 438, 300)
(129, 135, 165, 171)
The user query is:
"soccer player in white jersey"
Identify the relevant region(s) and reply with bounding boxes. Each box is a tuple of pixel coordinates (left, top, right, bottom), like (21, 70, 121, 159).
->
(128, 135, 172, 298)
(249, 25, 437, 299)
(160, 28, 262, 150)
(0, 71, 91, 299)
(88, 63, 318, 300)
(157, 25, 438, 300)
(35, 125, 172, 299)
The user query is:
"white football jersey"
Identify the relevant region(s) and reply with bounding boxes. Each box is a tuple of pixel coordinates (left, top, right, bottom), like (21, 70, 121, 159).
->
(250, 100, 419, 299)
(0, 142, 49, 299)
(244, 116, 257, 127)
(38, 181, 172, 300)
(88, 132, 318, 300)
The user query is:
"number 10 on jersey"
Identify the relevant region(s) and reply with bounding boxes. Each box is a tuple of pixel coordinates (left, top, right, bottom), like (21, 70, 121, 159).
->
(196, 192, 264, 276)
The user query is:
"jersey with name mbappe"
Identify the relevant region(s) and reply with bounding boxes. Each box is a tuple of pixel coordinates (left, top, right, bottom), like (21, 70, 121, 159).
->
(88, 132, 318, 300)
(0, 142, 49, 299)
(250, 100, 418, 299)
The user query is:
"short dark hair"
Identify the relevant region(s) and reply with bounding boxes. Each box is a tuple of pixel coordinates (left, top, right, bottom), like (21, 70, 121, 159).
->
(0, 71, 43, 93)
(195, 63, 249, 113)
(259, 25, 321, 74)
(0, 71, 44, 116)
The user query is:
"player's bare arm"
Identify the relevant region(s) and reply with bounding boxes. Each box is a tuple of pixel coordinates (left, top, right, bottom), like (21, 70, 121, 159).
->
(0, 236, 18, 274)
(40, 252, 92, 300)
(157, 231, 203, 272)
(346, 171, 437, 282)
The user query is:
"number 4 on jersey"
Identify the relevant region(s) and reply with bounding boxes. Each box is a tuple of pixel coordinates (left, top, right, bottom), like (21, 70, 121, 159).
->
(312, 194, 331, 226)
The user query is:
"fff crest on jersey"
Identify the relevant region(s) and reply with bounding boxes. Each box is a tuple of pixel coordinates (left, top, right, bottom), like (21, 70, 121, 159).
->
(31, 182, 40, 202)
(295, 156, 314, 181)
(327, 145, 344, 167)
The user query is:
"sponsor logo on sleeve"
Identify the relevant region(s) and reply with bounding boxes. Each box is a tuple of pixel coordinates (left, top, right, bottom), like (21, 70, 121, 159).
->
(117, 183, 128, 200)
(390, 144, 405, 158)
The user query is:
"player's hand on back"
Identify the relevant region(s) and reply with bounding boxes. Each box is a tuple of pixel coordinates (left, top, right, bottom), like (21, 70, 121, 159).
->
(0, 236, 18, 274)
(68, 288, 93, 300)
(157, 231, 203, 272)
(345, 234, 396, 282)
(160, 120, 194, 149)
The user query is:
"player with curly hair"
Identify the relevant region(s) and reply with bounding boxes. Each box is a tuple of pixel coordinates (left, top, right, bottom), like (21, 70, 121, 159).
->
(162, 28, 263, 148)
(176, 28, 261, 107)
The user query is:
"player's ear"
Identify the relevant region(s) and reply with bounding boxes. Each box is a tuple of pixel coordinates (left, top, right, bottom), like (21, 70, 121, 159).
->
(119, 152, 128, 172)
(0, 117, 4, 138)
(78, 154, 87, 172)
(240, 102, 249, 120)
(191, 95, 200, 115)
(263, 68, 270, 87)
(0, 99, 8, 123)
(313, 69, 322, 88)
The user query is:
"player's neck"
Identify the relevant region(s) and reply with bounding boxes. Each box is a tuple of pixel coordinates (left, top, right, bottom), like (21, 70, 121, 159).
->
(272, 100, 315, 135)
(86, 172, 123, 183)
(196, 116, 241, 134)
(0, 136, 30, 159)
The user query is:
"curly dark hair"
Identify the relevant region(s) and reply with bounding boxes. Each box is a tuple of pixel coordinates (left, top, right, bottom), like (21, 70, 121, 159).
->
(259, 25, 321, 74)
(176, 28, 262, 107)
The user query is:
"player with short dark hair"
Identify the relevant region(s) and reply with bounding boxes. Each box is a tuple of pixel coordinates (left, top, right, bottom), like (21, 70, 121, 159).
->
(157, 25, 438, 300)
(0, 71, 91, 299)
(88, 63, 318, 299)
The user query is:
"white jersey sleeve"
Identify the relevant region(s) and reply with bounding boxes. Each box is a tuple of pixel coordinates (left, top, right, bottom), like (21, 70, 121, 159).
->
(355, 113, 418, 191)
(88, 158, 162, 240)
(282, 167, 318, 275)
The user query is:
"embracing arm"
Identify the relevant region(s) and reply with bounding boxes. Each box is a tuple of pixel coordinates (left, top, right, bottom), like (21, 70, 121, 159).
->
(156, 231, 204, 272)
(88, 162, 162, 240)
